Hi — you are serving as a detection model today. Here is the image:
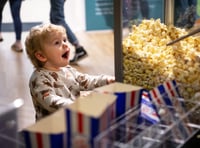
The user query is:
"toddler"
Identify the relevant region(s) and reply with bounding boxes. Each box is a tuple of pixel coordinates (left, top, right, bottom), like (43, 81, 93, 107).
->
(25, 23, 115, 121)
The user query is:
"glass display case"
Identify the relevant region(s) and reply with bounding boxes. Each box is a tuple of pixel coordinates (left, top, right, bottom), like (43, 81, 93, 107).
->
(114, 0, 200, 100)
(0, 99, 24, 147)
(114, 0, 167, 82)
(112, 1, 200, 146)
(94, 98, 200, 147)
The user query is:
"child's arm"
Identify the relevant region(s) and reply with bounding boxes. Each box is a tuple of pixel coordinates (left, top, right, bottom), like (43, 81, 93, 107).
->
(31, 84, 74, 112)
(30, 73, 74, 114)
(68, 66, 115, 90)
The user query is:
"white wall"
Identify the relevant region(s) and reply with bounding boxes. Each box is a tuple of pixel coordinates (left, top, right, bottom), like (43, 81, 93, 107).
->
(2, 0, 86, 31)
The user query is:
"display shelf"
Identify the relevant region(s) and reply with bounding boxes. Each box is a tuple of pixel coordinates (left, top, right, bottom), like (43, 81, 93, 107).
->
(94, 97, 200, 148)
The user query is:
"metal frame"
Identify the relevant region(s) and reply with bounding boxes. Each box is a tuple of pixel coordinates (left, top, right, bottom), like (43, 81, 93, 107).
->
(114, 0, 123, 82)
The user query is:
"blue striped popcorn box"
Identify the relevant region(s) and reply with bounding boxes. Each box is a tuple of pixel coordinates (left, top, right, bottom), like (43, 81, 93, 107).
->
(94, 82, 143, 118)
(21, 92, 116, 148)
(139, 90, 160, 124)
(149, 80, 193, 141)
(22, 109, 68, 148)
(149, 80, 181, 107)
(65, 92, 117, 148)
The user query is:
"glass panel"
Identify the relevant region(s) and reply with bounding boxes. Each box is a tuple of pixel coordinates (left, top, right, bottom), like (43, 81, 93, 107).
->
(110, 1, 200, 147)
(119, 0, 200, 100)
(122, 0, 164, 30)
(174, 0, 197, 29)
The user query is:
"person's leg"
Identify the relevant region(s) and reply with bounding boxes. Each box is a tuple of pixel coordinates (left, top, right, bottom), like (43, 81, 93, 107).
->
(0, 0, 8, 41)
(49, 0, 88, 64)
(9, 0, 23, 52)
(189, 0, 197, 6)
(140, 0, 149, 19)
(50, 0, 79, 46)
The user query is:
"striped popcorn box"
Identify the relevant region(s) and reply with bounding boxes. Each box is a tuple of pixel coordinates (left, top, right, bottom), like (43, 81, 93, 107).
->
(22, 93, 116, 148)
(65, 92, 117, 148)
(149, 80, 192, 141)
(22, 109, 68, 148)
(139, 90, 160, 124)
(149, 80, 181, 107)
(149, 80, 186, 119)
(94, 82, 143, 118)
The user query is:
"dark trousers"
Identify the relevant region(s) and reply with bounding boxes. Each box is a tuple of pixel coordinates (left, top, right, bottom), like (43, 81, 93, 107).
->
(49, 0, 79, 46)
(0, 0, 22, 40)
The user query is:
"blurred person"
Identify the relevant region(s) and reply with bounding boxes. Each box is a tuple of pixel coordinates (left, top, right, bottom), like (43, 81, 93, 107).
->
(0, 0, 23, 52)
(123, 0, 149, 27)
(25, 23, 115, 120)
(175, 0, 197, 29)
(49, 0, 88, 65)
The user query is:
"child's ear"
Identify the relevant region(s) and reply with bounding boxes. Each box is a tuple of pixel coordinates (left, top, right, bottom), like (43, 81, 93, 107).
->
(35, 51, 47, 62)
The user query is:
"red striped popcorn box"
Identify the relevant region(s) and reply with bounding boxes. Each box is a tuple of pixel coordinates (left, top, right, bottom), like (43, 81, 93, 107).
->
(22, 109, 68, 148)
(65, 92, 117, 148)
(139, 91, 160, 124)
(149, 80, 193, 141)
(21, 92, 116, 148)
(94, 82, 143, 118)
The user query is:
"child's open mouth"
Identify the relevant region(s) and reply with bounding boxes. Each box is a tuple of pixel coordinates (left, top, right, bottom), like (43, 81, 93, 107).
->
(62, 51, 69, 59)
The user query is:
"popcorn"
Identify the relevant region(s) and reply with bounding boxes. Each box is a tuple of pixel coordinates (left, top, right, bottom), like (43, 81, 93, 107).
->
(123, 19, 200, 100)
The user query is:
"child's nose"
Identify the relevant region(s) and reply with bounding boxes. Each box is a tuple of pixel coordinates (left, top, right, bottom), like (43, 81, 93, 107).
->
(62, 41, 68, 47)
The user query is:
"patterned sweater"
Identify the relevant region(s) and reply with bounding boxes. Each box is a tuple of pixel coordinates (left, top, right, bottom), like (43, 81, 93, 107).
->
(29, 65, 111, 120)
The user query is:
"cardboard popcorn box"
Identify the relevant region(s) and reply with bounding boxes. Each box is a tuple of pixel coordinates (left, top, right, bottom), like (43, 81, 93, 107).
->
(94, 82, 144, 118)
(22, 92, 117, 148)
(148, 80, 193, 141)
(22, 109, 67, 148)
(65, 92, 117, 147)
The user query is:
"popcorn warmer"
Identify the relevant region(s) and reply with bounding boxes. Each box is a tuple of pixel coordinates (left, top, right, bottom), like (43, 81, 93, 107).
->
(114, 0, 200, 100)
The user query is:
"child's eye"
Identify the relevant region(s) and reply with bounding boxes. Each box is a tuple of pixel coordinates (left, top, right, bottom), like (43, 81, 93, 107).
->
(63, 39, 67, 43)
(55, 41, 60, 45)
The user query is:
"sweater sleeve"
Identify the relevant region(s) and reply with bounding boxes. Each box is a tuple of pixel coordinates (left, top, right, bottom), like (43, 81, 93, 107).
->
(67, 66, 114, 90)
(29, 71, 74, 114)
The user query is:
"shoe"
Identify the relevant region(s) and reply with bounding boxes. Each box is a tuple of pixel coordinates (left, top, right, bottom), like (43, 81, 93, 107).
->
(0, 33, 3, 42)
(70, 47, 88, 64)
(11, 44, 23, 52)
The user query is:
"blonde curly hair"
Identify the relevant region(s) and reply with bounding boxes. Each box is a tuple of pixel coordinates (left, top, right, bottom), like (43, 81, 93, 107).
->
(25, 23, 66, 68)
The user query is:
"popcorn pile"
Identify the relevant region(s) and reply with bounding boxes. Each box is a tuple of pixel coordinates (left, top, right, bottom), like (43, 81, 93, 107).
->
(123, 19, 200, 100)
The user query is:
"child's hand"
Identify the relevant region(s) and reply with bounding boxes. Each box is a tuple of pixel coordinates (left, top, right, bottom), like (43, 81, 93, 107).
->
(107, 76, 115, 84)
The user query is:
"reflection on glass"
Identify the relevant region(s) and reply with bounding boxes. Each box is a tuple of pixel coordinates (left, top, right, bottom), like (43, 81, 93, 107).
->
(123, 0, 149, 28)
(122, 0, 199, 30)
(174, 0, 197, 29)
(122, 0, 164, 30)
